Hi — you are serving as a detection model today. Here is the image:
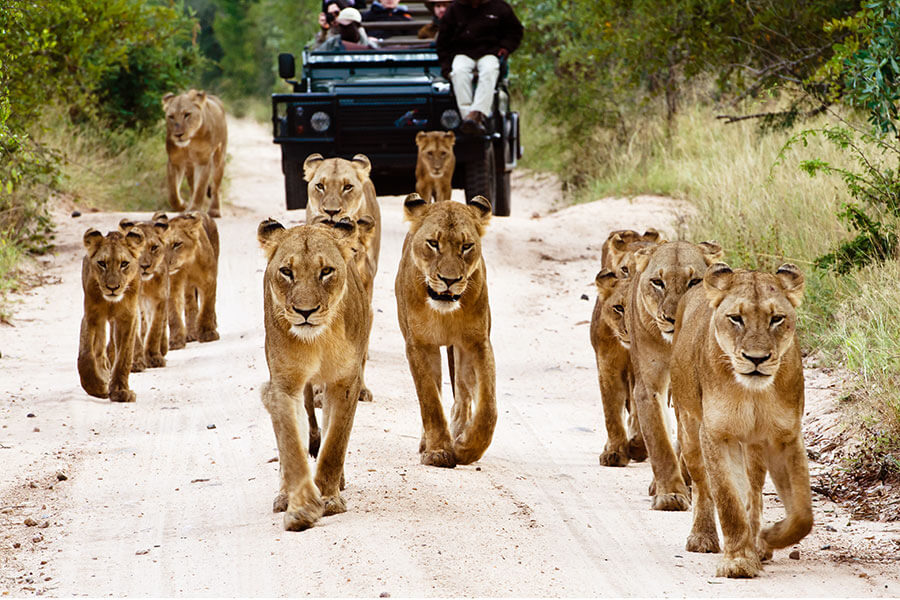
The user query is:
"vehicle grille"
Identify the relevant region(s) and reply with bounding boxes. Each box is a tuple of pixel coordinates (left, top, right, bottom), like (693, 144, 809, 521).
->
(339, 129, 417, 155)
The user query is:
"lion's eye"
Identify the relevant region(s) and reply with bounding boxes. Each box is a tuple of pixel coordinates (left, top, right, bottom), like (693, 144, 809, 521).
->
(184, 112, 191, 119)
(728, 314, 744, 326)
(320, 266, 334, 278)
(613, 304, 625, 315)
(120, 261, 129, 270)
(97, 261, 107, 270)
(279, 267, 293, 280)
(687, 278, 703, 288)
(315, 183, 325, 191)
(151, 244, 159, 252)
(172, 241, 183, 250)
(343, 184, 353, 192)
(461, 242, 474, 253)
(619, 265, 629, 276)
(426, 240, 439, 251)
(770, 315, 785, 327)
(650, 278, 665, 289)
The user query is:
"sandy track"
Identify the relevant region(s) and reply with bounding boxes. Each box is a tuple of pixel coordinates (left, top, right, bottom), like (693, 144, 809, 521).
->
(1, 117, 898, 596)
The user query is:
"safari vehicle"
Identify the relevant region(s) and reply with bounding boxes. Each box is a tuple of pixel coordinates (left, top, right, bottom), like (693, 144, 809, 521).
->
(271, 1, 521, 216)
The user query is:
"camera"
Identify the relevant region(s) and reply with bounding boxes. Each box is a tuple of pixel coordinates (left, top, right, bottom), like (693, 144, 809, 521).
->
(325, 11, 336, 24)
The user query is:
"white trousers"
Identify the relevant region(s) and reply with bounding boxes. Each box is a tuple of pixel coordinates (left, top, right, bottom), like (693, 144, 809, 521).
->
(450, 54, 499, 117)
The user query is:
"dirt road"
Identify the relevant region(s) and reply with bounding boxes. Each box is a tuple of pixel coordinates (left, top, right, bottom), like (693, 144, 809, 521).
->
(1, 118, 898, 596)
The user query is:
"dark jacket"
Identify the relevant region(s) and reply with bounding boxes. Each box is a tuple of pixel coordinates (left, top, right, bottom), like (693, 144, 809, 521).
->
(436, 0, 523, 76)
(362, 2, 412, 38)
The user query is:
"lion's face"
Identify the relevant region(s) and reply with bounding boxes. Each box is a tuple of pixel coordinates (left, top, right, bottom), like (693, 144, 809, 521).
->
(83, 228, 145, 303)
(166, 213, 205, 275)
(705, 263, 805, 390)
(403, 194, 491, 313)
(258, 220, 353, 342)
(634, 241, 722, 342)
(119, 216, 169, 281)
(605, 229, 662, 275)
(163, 90, 208, 148)
(309, 214, 375, 280)
(416, 131, 456, 178)
(603, 275, 632, 349)
(303, 154, 372, 224)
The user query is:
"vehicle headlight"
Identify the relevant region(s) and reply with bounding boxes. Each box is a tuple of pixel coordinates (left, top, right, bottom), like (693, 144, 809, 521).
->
(310, 111, 331, 133)
(440, 109, 461, 130)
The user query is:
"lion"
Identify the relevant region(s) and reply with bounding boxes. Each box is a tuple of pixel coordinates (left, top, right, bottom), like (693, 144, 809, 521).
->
(670, 263, 812, 578)
(163, 89, 228, 218)
(395, 193, 496, 468)
(165, 211, 219, 349)
(77, 228, 145, 403)
(601, 228, 661, 273)
(415, 131, 456, 203)
(627, 240, 723, 511)
(257, 218, 370, 531)
(118, 214, 170, 370)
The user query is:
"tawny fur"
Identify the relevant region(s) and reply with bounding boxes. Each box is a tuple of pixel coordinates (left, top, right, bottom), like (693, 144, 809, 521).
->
(303, 153, 382, 402)
(118, 214, 170, 370)
(671, 263, 812, 578)
(415, 131, 456, 203)
(165, 212, 219, 349)
(627, 240, 723, 511)
(77, 228, 145, 403)
(395, 194, 497, 468)
(258, 219, 370, 531)
(163, 90, 228, 217)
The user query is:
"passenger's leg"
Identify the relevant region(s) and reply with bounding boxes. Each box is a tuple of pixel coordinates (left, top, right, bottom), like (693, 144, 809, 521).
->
(471, 54, 500, 117)
(450, 54, 477, 115)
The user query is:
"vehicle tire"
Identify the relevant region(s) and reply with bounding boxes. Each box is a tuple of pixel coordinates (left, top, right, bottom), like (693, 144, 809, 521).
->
(492, 139, 511, 217)
(464, 142, 497, 211)
(283, 159, 308, 210)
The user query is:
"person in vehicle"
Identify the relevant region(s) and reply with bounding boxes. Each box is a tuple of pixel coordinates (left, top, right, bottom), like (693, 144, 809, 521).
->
(315, 7, 379, 51)
(362, 0, 412, 39)
(436, 0, 523, 136)
(418, 0, 451, 39)
(315, 0, 349, 45)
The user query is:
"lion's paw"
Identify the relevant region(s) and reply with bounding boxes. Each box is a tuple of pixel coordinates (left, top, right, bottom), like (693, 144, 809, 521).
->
(131, 359, 146, 373)
(199, 329, 219, 343)
(715, 554, 762, 579)
(283, 491, 324, 531)
(686, 532, 720, 553)
(651, 492, 690, 511)
(322, 494, 347, 516)
(109, 389, 136, 403)
(598, 448, 630, 467)
(421, 448, 456, 468)
(273, 492, 288, 513)
(208, 208, 222, 219)
(169, 337, 186, 351)
(186, 332, 199, 343)
(147, 354, 166, 369)
(627, 437, 648, 462)
(757, 542, 773, 562)
(358, 386, 373, 403)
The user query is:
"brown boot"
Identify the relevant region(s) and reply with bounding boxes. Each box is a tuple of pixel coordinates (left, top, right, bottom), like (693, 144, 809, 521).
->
(460, 110, 486, 136)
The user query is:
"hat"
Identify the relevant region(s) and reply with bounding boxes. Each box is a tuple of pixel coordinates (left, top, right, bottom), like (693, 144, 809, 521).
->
(336, 7, 362, 24)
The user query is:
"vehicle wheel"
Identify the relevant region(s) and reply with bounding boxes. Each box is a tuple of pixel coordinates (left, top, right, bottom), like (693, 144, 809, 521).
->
(283, 159, 308, 210)
(464, 143, 497, 210)
(492, 139, 511, 217)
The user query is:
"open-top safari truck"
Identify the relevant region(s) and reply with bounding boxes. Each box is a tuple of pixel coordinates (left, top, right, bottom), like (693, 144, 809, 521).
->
(271, 0, 521, 215)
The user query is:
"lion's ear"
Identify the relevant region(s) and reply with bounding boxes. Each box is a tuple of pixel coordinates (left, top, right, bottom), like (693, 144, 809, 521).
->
(118, 218, 136, 233)
(443, 131, 455, 144)
(775, 263, 805, 308)
(632, 245, 655, 274)
(162, 93, 175, 109)
(258, 219, 286, 260)
(351, 153, 372, 177)
(704, 262, 734, 306)
(190, 89, 207, 105)
(610, 232, 628, 252)
(698, 241, 723, 265)
(152, 211, 168, 223)
(594, 268, 618, 300)
(415, 131, 427, 147)
(124, 228, 145, 252)
(642, 228, 661, 243)
(403, 193, 430, 221)
(83, 228, 103, 253)
(466, 195, 492, 229)
(303, 154, 325, 182)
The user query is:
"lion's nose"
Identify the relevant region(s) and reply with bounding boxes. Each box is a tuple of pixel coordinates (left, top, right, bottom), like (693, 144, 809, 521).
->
(106, 284, 120, 292)
(140, 263, 151, 270)
(293, 306, 320, 320)
(742, 352, 771, 366)
(323, 207, 340, 218)
(438, 275, 461, 288)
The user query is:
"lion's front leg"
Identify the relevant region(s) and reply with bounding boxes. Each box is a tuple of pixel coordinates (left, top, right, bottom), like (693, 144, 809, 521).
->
(184, 285, 200, 343)
(745, 444, 771, 561)
(196, 273, 219, 343)
(415, 177, 434, 205)
(77, 314, 110, 398)
(167, 160, 187, 212)
(315, 376, 360, 515)
(261, 381, 323, 531)
(596, 348, 630, 467)
(208, 145, 225, 218)
(437, 178, 452, 203)
(188, 161, 212, 213)
(680, 417, 719, 554)
(145, 297, 167, 368)
(108, 313, 138, 403)
(168, 275, 187, 349)
(700, 427, 761, 578)
(762, 435, 813, 552)
(451, 340, 497, 465)
(406, 342, 455, 467)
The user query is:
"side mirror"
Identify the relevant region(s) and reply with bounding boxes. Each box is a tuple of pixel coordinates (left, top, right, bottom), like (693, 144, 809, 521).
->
(278, 53, 296, 80)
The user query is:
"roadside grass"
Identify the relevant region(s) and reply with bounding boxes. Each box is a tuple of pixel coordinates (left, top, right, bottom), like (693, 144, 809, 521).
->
(0, 236, 23, 321)
(522, 97, 900, 464)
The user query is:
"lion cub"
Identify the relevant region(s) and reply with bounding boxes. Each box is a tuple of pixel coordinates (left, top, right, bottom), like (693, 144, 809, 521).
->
(395, 194, 496, 468)
(165, 211, 219, 349)
(78, 228, 145, 403)
(415, 131, 456, 203)
(258, 219, 370, 531)
(671, 263, 812, 578)
(118, 214, 170, 370)
(163, 89, 228, 217)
